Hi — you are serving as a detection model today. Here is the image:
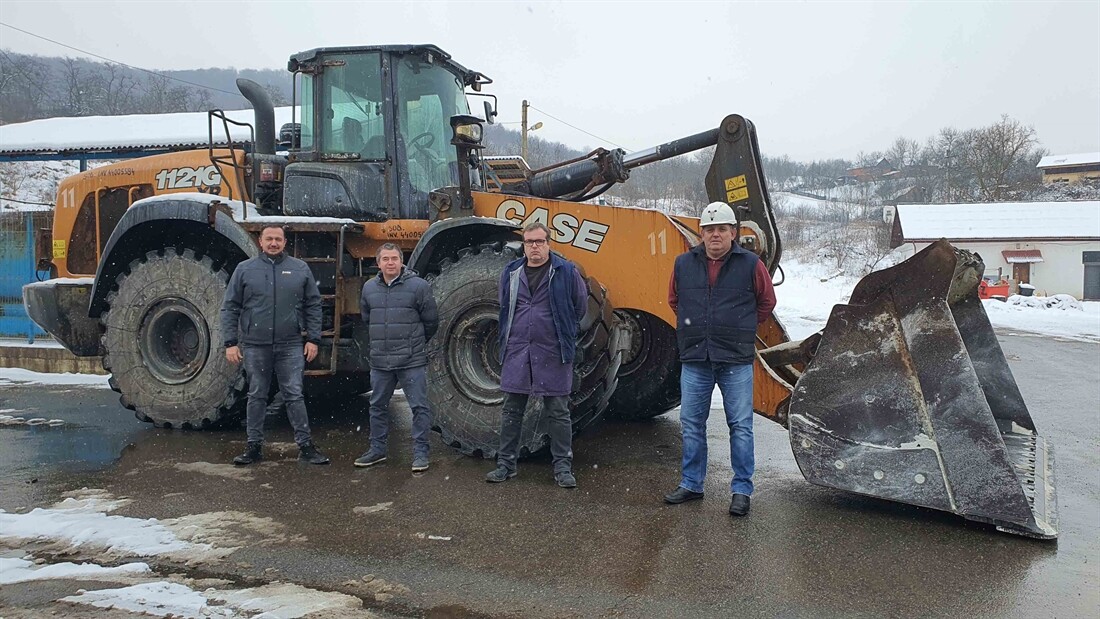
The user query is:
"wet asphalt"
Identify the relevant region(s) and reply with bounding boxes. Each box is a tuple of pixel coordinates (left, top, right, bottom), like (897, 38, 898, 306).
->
(0, 332, 1097, 618)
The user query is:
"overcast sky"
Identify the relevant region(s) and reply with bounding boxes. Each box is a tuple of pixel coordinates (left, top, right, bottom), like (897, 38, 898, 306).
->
(1, 1, 1098, 161)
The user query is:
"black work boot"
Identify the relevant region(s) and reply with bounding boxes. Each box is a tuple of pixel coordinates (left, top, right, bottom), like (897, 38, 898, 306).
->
(233, 442, 263, 466)
(298, 441, 331, 465)
(485, 466, 517, 483)
(729, 493, 751, 516)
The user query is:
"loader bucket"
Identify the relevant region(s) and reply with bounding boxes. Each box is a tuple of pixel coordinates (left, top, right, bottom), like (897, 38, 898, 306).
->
(787, 240, 1057, 539)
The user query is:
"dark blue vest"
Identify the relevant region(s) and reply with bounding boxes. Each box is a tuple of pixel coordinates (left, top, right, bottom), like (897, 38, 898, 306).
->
(673, 244, 759, 364)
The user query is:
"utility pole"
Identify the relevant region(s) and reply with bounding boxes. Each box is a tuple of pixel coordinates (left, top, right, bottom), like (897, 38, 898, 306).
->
(520, 100, 542, 161)
(521, 99, 529, 161)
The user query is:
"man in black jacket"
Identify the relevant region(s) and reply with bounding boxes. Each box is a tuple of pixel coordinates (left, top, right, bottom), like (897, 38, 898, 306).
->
(221, 225, 329, 466)
(355, 243, 439, 471)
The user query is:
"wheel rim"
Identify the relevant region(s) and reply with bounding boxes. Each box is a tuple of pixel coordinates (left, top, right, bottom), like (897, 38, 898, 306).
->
(139, 298, 210, 385)
(446, 302, 504, 406)
(614, 309, 649, 375)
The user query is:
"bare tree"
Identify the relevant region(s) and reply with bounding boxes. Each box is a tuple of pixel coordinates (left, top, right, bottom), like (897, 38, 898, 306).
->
(59, 57, 93, 116)
(0, 54, 52, 122)
(886, 137, 921, 168)
(263, 82, 287, 106)
(98, 62, 139, 115)
(962, 115, 1042, 201)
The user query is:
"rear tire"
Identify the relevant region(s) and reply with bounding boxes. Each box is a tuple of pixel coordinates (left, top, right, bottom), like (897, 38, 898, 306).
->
(101, 248, 244, 429)
(426, 242, 621, 458)
(605, 310, 681, 420)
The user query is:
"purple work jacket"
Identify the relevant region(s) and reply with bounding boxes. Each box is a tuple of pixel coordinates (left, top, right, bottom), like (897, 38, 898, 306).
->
(498, 262, 587, 396)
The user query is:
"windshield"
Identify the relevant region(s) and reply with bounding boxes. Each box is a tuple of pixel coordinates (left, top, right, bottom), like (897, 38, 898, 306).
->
(311, 52, 386, 158)
(396, 57, 470, 192)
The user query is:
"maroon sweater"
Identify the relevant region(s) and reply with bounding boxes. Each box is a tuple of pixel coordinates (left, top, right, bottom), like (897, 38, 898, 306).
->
(668, 254, 776, 324)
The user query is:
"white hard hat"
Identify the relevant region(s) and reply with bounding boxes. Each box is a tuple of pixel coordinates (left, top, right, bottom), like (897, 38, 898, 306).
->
(700, 201, 737, 227)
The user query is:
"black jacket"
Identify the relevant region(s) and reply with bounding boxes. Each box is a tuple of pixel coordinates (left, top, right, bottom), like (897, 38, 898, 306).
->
(360, 268, 439, 370)
(221, 253, 322, 347)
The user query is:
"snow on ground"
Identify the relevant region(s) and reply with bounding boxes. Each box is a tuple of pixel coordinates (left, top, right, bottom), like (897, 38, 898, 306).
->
(983, 296, 1100, 343)
(0, 488, 308, 567)
(0, 160, 75, 211)
(0, 489, 200, 559)
(772, 258, 860, 340)
(772, 259, 1099, 342)
(59, 581, 365, 618)
(772, 191, 842, 214)
(0, 367, 111, 387)
(1, 487, 368, 616)
(0, 557, 151, 584)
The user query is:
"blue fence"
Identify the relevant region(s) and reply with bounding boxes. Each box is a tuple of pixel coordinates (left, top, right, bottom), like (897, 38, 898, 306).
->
(0, 211, 51, 341)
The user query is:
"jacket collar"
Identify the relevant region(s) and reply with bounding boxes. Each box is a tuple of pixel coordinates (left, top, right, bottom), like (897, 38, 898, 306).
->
(690, 242, 748, 262)
(262, 252, 287, 264)
(510, 250, 566, 272)
(377, 266, 416, 287)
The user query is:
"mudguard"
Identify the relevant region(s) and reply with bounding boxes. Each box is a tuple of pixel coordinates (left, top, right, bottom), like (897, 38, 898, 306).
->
(89, 195, 258, 317)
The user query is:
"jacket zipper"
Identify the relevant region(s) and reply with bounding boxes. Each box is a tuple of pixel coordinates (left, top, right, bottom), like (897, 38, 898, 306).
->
(270, 257, 277, 345)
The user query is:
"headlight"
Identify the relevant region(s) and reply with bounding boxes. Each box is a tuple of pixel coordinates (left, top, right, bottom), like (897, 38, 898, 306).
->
(449, 114, 484, 146)
(454, 123, 482, 143)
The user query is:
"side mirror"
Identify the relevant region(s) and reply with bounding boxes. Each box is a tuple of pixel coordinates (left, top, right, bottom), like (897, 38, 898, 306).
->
(483, 100, 496, 125)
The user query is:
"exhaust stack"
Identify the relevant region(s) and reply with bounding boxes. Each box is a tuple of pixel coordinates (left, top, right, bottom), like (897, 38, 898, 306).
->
(235, 78, 276, 155)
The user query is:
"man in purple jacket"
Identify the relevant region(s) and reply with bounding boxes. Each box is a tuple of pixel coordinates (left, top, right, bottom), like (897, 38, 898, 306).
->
(485, 222, 588, 488)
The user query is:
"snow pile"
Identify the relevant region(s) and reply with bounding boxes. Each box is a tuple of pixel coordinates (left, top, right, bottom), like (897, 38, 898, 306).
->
(60, 581, 366, 618)
(61, 581, 213, 618)
(0, 557, 150, 584)
(0, 367, 111, 387)
(1005, 293, 1083, 311)
(0, 489, 197, 558)
(0, 488, 306, 566)
(983, 296, 1100, 342)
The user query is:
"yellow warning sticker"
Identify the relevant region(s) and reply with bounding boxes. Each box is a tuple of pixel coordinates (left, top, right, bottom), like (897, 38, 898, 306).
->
(52, 240, 67, 259)
(724, 175, 747, 191)
(726, 187, 750, 203)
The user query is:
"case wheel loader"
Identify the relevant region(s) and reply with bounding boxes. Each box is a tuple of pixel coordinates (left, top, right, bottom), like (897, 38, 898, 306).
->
(23, 44, 1056, 539)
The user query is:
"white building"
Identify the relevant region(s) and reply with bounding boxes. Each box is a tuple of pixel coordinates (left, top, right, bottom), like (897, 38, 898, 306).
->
(893, 201, 1100, 299)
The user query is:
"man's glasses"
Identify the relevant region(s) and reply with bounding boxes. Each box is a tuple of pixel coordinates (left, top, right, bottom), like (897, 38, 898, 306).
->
(522, 239, 548, 247)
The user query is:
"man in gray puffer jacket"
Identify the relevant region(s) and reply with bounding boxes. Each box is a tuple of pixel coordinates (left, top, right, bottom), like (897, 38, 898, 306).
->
(355, 243, 439, 471)
(221, 224, 329, 466)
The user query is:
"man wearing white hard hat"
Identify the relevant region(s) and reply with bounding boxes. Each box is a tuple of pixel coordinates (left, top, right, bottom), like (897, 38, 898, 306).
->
(663, 201, 776, 516)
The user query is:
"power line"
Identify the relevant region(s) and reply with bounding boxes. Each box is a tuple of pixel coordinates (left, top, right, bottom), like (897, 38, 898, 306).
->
(0, 21, 245, 99)
(1, 196, 54, 207)
(528, 104, 631, 151)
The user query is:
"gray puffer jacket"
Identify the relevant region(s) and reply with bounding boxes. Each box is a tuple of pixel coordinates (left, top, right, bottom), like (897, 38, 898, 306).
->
(221, 253, 322, 347)
(360, 268, 438, 370)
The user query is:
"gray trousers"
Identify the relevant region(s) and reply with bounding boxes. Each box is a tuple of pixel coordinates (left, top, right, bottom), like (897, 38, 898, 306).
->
(368, 366, 432, 457)
(497, 393, 573, 474)
(242, 343, 312, 446)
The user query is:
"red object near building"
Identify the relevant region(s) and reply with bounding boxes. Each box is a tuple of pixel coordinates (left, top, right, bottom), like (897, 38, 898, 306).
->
(979, 278, 1011, 300)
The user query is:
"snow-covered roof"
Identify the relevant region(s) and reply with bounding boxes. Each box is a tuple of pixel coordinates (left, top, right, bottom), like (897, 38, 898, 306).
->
(896, 201, 1100, 241)
(1036, 152, 1100, 169)
(0, 107, 295, 155)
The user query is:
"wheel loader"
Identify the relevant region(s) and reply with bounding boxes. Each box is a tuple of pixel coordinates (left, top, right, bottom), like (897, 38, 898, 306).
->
(23, 44, 1056, 539)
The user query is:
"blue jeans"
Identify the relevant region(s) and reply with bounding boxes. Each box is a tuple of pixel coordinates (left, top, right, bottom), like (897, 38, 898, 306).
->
(368, 366, 432, 458)
(678, 361, 755, 495)
(242, 343, 312, 446)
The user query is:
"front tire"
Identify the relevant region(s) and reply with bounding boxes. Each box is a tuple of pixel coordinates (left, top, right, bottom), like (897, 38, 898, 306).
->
(426, 242, 621, 458)
(101, 248, 244, 428)
(604, 310, 681, 420)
